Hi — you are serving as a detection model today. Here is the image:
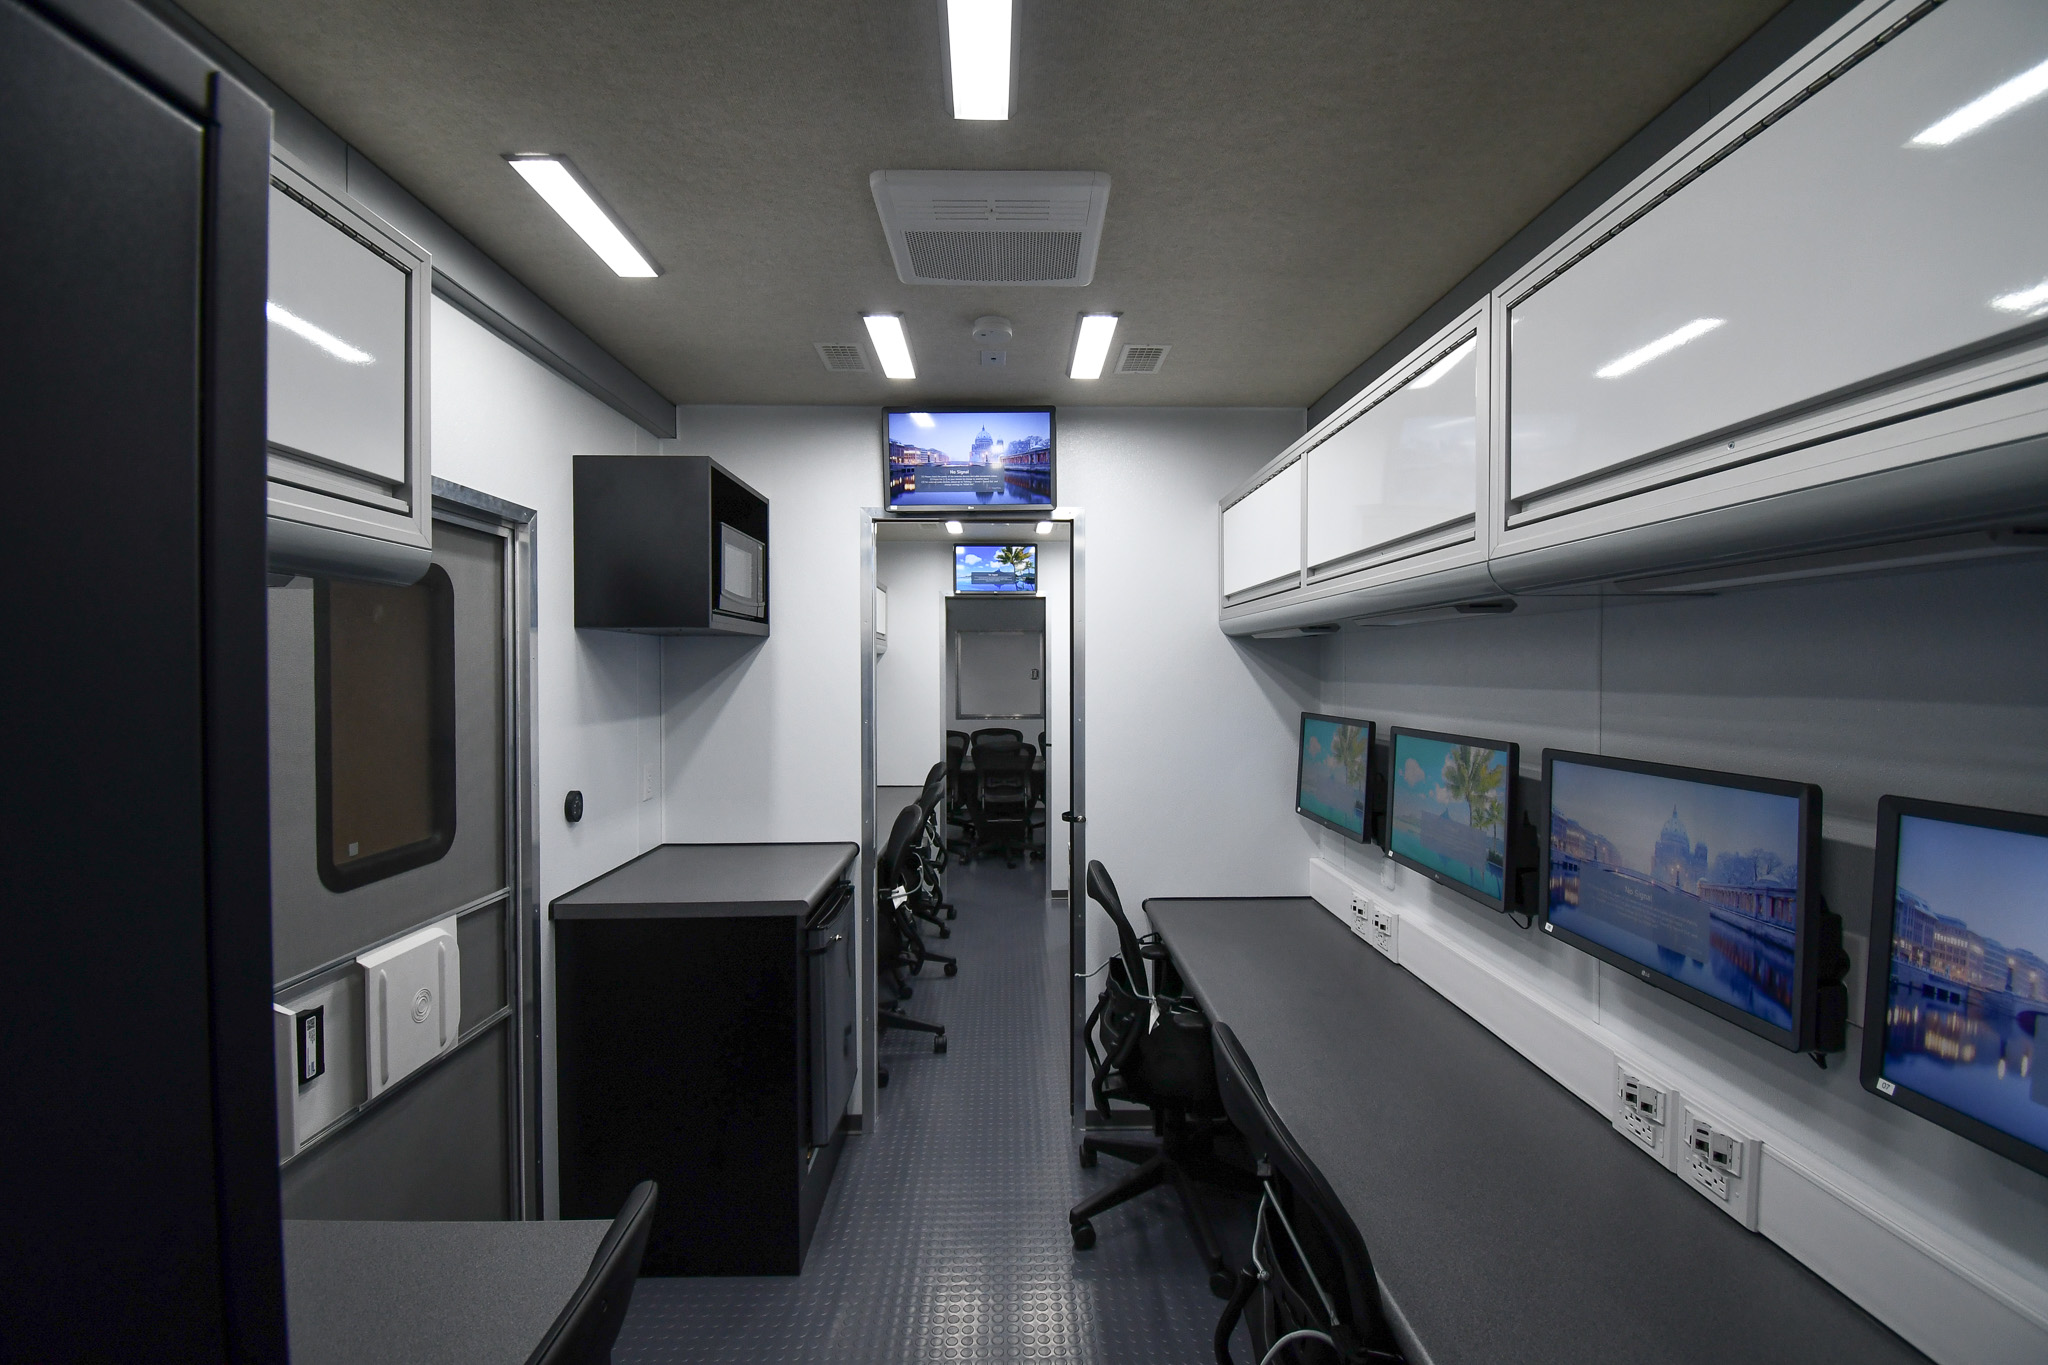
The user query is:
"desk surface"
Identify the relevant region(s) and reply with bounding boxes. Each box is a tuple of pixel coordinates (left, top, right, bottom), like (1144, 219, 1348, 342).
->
(551, 841, 858, 919)
(1143, 897, 1925, 1365)
(284, 1219, 608, 1365)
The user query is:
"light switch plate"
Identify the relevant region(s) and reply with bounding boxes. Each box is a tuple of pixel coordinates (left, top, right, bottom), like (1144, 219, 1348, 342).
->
(358, 918, 460, 1098)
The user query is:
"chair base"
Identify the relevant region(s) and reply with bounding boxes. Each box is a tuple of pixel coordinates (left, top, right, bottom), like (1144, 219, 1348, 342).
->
(879, 1007, 947, 1054)
(1069, 1129, 1246, 1299)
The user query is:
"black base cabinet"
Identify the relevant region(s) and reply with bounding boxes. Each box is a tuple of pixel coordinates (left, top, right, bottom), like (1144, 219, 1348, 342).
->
(552, 843, 857, 1275)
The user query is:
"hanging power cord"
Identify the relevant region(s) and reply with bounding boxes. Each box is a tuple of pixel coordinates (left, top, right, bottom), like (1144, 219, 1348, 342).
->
(1258, 1329, 1339, 1365)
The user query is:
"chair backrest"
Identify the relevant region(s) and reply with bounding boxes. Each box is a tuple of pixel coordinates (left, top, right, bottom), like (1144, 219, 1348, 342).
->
(1085, 861, 1149, 992)
(525, 1180, 659, 1365)
(1211, 1022, 1401, 1364)
(970, 726, 1023, 748)
(880, 803, 923, 891)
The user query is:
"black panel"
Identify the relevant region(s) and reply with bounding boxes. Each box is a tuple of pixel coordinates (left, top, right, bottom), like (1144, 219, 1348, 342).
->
(573, 455, 769, 635)
(2, 1, 282, 1358)
(280, 1026, 512, 1220)
(556, 915, 802, 1274)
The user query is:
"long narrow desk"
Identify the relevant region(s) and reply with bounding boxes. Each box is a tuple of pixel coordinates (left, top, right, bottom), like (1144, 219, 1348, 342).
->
(1143, 897, 1927, 1365)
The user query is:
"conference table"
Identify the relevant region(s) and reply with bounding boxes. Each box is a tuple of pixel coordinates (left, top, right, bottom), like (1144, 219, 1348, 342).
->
(1142, 896, 1927, 1365)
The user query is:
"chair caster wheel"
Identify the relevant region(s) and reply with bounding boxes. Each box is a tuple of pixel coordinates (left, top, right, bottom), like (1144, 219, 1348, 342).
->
(944, 962, 958, 977)
(1078, 1142, 1097, 1169)
(946, 907, 957, 920)
(934, 1037, 948, 1055)
(1071, 1220, 1095, 1250)
(878, 1068, 890, 1089)
(938, 926, 950, 939)
(1209, 1269, 1237, 1300)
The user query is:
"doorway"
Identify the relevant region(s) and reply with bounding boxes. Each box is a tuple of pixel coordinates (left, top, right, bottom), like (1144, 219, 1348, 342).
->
(859, 513, 1084, 1129)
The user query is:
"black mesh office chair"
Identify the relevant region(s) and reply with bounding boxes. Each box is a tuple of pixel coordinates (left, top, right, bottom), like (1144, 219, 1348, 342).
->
(1069, 861, 1241, 1297)
(969, 726, 1024, 747)
(916, 764, 957, 923)
(1211, 1023, 1406, 1365)
(876, 804, 948, 1083)
(945, 731, 978, 861)
(972, 734, 1036, 867)
(525, 1180, 659, 1365)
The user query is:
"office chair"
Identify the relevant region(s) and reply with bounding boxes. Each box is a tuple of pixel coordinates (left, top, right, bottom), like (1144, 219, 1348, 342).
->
(945, 731, 978, 861)
(875, 804, 947, 1081)
(1211, 1023, 1406, 1365)
(525, 1179, 659, 1365)
(916, 766, 958, 921)
(1069, 861, 1242, 1298)
(969, 726, 1024, 748)
(972, 734, 1036, 867)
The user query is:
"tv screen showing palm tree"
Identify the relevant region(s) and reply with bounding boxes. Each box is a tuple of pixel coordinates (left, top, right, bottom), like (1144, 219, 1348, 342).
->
(954, 544, 1037, 593)
(1389, 728, 1517, 909)
(1296, 714, 1373, 841)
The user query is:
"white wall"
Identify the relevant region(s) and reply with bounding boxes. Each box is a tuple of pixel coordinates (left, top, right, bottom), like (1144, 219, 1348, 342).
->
(874, 540, 951, 787)
(1313, 560, 2048, 1363)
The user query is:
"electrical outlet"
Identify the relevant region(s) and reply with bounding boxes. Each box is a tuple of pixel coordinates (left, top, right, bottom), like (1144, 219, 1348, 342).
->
(1610, 1058, 1675, 1164)
(1348, 894, 1374, 936)
(1679, 1102, 1763, 1230)
(1367, 904, 1400, 963)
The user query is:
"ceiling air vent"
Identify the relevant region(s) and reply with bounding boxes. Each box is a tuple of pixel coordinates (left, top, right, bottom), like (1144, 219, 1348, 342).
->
(870, 170, 1111, 286)
(1116, 344, 1170, 374)
(814, 342, 869, 373)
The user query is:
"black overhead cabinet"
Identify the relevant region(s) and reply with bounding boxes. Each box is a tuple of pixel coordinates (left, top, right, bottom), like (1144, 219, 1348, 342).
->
(573, 455, 770, 635)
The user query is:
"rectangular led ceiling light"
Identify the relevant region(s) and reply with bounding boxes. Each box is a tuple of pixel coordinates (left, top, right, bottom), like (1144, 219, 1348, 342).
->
(863, 314, 917, 379)
(506, 155, 660, 278)
(1069, 313, 1119, 380)
(945, 0, 1014, 120)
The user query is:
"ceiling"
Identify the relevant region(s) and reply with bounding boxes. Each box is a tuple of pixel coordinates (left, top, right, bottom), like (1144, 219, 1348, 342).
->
(180, 0, 1787, 407)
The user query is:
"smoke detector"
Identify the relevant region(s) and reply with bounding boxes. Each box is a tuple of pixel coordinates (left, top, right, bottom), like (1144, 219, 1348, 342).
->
(972, 315, 1014, 345)
(870, 170, 1111, 286)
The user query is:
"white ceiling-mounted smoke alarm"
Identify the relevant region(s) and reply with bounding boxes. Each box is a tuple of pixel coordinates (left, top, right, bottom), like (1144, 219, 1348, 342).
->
(972, 315, 1014, 345)
(870, 170, 1111, 286)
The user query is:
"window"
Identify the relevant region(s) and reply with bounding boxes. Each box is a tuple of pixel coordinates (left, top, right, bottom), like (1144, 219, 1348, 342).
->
(315, 566, 455, 891)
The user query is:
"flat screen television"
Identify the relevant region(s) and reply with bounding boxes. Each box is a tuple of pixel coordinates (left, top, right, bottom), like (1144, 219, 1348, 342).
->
(1388, 727, 1518, 911)
(1861, 796, 2048, 1178)
(1296, 713, 1374, 843)
(1540, 750, 1826, 1052)
(885, 407, 1055, 511)
(954, 544, 1037, 593)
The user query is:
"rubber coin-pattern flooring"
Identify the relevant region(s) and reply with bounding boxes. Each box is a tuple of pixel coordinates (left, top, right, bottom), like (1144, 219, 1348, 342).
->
(612, 852, 1245, 1363)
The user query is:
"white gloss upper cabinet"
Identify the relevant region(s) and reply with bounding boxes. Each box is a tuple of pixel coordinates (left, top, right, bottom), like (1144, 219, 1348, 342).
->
(1221, 460, 1302, 600)
(265, 155, 433, 584)
(1305, 329, 1479, 575)
(1505, 0, 2048, 519)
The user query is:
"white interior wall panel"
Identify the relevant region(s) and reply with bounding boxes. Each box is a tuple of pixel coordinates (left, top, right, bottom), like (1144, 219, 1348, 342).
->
(874, 541, 951, 788)
(1508, 0, 2048, 505)
(1221, 460, 1303, 596)
(1306, 334, 1480, 570)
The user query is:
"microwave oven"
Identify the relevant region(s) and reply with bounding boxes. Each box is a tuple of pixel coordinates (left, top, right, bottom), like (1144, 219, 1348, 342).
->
(716, 523, 767, 621)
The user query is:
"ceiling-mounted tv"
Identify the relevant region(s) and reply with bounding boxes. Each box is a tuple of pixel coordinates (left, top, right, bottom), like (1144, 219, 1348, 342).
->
(885, 407, 1054, 511)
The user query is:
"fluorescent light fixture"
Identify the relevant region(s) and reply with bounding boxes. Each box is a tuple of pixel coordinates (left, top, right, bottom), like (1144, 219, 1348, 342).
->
(1595, 318, 1724, 379)
(1992, 278, 2048, 314)
(1408, 336, 1476, 390)
(1069, 313, 1119, 380)
(909, 411, 937, 428)
(1909, 55, 2048, 147)
(863, 314, 916, 379)
(506, 156, 659, 278)
(1035, 520, 1053, 535)
(945, 0, 1013, 120)
(266, 301, 372, 365)
(945, 520, 965, 535)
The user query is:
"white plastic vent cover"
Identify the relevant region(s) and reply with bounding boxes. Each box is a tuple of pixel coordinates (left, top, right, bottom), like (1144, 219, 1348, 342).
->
(870, 170, 1111, 286)
(1117, 344, 1170, 374)
(815, 342, 869, 372)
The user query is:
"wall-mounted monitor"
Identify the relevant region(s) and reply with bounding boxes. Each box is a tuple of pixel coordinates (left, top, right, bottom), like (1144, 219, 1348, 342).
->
(1296, 714, 1374, 843)
(1861, 796, 2048, 1178)
(954, 544, 1037, 594)
(1541, 751, 1826, 1052)
(1388, 727, 1518, 911)
(885, 407, 1054, 511)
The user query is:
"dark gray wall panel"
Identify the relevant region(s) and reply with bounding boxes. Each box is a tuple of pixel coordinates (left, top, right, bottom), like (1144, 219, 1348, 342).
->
(457, 898, 507, 1029)
(270, 520, 506, 980)
(281, 1024, 511, 1220)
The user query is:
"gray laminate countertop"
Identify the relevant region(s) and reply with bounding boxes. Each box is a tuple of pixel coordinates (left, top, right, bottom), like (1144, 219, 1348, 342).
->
(550, 841, 858, 920)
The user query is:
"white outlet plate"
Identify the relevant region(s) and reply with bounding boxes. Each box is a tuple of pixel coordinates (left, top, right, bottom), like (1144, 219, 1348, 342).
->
(1347, 894, 1374, 938)
(1679, 1101, 1763, 1230)
(1611, 1057, 1677, 1165)
(1367, 903, 1400, 963)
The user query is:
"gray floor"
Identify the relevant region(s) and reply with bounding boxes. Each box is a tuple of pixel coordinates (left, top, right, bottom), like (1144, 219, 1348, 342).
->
(613, 853, 1243, 1363)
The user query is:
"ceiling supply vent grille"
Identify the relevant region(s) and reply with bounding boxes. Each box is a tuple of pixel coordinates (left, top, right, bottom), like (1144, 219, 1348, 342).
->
(871, 170, 1111, 286)
(814, 342, 868, 372)
(1116, 344, 1171, 374)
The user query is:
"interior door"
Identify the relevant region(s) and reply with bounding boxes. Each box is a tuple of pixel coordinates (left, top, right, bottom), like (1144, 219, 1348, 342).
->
(956, 630, 1046, 719)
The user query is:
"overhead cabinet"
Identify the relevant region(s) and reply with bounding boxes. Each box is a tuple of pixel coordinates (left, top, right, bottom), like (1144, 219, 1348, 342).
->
(1222, 0, 2048, 633)
(265, 154, 433, 585)
(574, 455, 771, 635)
(1220, 460, 1302, 602)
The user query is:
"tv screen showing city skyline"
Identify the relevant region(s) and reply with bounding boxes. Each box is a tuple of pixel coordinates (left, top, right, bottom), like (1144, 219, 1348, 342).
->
(1545, 760, 1804, 1031)
(887, 409, 1054, 509)
(1297, 715, 1371, 840)
(1389, 732, 1511, 905)
(1877, 813, 2048, 1158)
